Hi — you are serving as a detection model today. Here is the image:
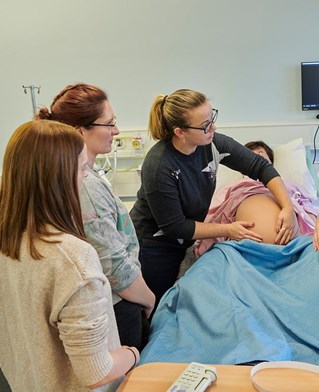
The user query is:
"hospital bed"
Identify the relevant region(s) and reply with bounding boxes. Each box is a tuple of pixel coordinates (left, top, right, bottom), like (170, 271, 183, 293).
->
(140, 137, 319, 366)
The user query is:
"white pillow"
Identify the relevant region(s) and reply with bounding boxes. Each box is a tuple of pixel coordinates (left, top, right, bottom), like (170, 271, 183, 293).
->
(273, 137, 317, 199)
(215, 138, 317, 199)
(215, 164, 242, 193)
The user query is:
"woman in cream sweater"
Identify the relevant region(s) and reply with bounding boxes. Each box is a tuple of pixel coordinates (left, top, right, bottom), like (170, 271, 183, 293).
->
(0, 120, 139, 391)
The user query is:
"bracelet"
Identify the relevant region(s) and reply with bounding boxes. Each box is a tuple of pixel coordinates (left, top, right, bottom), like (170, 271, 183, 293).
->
(125, 347, 137, 374)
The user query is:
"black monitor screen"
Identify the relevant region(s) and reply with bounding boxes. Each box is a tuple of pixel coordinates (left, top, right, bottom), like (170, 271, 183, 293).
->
(301, 61, 319, 110)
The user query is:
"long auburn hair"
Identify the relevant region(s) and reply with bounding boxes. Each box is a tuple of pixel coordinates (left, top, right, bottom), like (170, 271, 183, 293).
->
(0, 120, 86, 260)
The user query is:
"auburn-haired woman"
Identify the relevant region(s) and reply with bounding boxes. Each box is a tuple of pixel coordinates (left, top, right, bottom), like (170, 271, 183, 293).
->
(0, 120, 139, 391)
(36, 83, 155, 349)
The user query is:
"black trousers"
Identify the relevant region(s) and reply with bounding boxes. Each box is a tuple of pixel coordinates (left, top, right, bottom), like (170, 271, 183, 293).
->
(0, 368, 11, 392)
(139, 244, 186, 315)
(113, 298, 150, 350)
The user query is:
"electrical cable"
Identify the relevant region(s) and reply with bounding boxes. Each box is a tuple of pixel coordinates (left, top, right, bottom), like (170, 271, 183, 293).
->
(99, 154, 112, 171)
(94, 136, 145, 187)
(312, 124, 319, 164)
(106, 143, 118, 183)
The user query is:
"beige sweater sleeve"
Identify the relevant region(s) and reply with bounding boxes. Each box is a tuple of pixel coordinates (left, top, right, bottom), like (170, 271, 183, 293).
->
(56, 243, 120, 387)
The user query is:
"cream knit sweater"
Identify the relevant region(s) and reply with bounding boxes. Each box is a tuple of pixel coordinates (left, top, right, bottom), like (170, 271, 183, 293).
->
(0, 230, 121, 392)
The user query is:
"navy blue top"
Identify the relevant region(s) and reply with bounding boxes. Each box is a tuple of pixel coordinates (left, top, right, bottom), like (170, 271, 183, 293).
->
(130, 132, 279, 249)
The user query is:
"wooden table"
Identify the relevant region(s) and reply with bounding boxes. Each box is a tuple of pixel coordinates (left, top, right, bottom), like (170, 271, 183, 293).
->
(117, 362, 319, 391)
(118, 362, 254, 391)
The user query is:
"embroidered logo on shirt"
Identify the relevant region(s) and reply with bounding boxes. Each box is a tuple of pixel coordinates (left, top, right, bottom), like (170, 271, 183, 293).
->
(171, 169, 181, 180)
(202, 161, 217, 180)
(202, 151, 230, 180)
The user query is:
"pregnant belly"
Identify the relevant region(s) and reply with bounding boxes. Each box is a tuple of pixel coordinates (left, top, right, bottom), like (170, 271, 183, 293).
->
(235, 194, 281, 244)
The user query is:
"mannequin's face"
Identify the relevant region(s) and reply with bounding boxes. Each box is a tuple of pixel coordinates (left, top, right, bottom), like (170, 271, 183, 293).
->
(252, 147, 272, 163)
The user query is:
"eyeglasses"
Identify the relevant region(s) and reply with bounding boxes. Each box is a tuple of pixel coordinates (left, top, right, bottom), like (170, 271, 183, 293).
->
(90, 117, 117, 128)
(185, 109, 218, 134)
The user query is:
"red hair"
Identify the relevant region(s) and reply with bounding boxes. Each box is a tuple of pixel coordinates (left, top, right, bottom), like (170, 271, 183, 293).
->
(36, 83, 108, 128)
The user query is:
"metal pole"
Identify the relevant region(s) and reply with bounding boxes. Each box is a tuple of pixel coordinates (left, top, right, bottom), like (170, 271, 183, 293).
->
(22, 85, 41, 115)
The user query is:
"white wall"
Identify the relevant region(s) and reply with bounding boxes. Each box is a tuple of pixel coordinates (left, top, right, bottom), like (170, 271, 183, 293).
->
(1, 0, 319, 171)
(108, 120, 319, 198)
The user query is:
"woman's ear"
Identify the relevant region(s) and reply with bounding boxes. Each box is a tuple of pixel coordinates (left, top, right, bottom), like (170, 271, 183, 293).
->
(173, 127, 185, 139)
(76, 126, 84, 135)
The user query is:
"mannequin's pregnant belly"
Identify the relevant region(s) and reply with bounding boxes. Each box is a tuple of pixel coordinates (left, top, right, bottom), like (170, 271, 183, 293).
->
(235, 194, 281, 244)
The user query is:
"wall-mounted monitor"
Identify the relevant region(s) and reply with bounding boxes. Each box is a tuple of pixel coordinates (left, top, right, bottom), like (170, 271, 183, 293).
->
(301, 61, 319, 110)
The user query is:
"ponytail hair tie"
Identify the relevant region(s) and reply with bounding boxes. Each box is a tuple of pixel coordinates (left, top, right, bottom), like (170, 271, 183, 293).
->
(34, 107, 52, 120)
(160, 95, 168, 112)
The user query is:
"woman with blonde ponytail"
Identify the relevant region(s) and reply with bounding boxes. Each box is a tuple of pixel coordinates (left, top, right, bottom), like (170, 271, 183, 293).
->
(130, 88, 298, 313)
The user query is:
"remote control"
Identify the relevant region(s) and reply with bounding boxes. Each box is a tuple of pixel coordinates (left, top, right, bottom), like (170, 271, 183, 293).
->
(166, 362, 217, 392)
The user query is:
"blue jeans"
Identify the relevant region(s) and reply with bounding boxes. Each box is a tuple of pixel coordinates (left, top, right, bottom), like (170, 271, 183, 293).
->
(139, 244, 186, 314)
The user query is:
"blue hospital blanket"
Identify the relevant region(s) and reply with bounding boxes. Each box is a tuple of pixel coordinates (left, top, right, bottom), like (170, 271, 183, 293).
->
(141, 236, 319, 365)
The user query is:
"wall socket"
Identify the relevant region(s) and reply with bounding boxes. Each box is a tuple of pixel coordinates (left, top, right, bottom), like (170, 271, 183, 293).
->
(112, 136, 144, 157)
(114, 138, 126, 149)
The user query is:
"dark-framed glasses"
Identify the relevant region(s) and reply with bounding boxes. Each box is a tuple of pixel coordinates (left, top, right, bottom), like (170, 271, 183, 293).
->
(186, 109, 218, 134)
(90, 117, 117, 128)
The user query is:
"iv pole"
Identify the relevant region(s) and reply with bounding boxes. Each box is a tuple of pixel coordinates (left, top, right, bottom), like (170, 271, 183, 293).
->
(22, 85, 41, 115)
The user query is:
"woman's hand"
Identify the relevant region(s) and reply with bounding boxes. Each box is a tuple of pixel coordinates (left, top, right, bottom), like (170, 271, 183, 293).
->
(143, 302, 155, 319)
(226, 221, 263, 242)
(142, 292, 155, 319)
(274, 207, 299, 245)
(118, 273, 155, 319)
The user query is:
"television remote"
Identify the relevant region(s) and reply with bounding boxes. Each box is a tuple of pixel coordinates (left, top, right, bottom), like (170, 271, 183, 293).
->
(166, 362, 217, 392)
